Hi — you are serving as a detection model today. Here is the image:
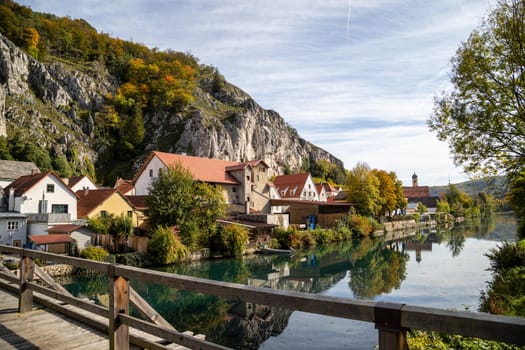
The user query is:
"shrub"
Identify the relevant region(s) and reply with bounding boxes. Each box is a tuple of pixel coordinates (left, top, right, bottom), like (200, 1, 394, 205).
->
(148, 226, 189, 265)
(348, 215, 374, 236)
(211, 224, 249, 257)
(80, 246, 109, 261)
(272, 227, 293, 249)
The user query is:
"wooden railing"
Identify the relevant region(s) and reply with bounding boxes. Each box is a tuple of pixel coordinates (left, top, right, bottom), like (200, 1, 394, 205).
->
(0, 245, 524, 350)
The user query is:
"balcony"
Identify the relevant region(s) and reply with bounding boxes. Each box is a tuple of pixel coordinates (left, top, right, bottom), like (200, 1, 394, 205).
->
(26, 213, 71, 224)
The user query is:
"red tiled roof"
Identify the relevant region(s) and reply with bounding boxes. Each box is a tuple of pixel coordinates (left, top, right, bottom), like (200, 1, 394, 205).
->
(76, 188, 120, 218)
(48, 224, 84, 234)
(29, 234, 73, 245)
(402, 186, 431, 199)
(273, 173, 310, 198)
(148, 151, 242, 184)
(136, 151, 271, 185)
(68, 175, 86, 188)
(114, 178, 134, 195)
(4, 171, 74, 197)
(125, 195, 149, 210)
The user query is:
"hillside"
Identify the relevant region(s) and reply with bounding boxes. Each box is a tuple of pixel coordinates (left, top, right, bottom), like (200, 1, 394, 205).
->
(0, 1, 345, 185)
(430, 176, 509, 199)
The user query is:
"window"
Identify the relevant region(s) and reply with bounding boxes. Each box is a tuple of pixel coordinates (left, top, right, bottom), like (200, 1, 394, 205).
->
(46, 184, 55, 193)
(233, 187, 237, 193)
(246, 175, 250, 181)
(7, 221, 18, 230)
(100, 210, 108, 217)
(149, 169, 154, 177)
(127, 211, 133, 217)
(52, 204, 68, 214)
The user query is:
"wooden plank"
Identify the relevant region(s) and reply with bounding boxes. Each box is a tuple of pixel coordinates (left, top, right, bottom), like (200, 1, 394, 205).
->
(28, 282, 107, 317)
(0, 288, 110, 349)
(109, 274, 129, 350)
(120, 314, 231, 350)
(18, 256, 34, 313)
(129, 286, 176, 330)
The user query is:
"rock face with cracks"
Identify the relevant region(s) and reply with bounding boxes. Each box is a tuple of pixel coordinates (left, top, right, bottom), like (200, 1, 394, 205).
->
(0, 32, 343, 178)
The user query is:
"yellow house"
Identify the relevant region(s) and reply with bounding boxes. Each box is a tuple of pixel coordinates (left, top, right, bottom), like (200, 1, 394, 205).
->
(76, 188, 139, 226)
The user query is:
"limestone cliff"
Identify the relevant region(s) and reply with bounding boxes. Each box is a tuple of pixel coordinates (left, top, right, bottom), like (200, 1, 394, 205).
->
(0, 32, 343, 180)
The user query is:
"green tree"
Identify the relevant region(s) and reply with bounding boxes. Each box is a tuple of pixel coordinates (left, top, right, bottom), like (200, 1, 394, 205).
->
(416, 202, 428, 214)
(146, 164, 226, 247)
(146, 163, 195, 229)
(428, 0, 525, 177)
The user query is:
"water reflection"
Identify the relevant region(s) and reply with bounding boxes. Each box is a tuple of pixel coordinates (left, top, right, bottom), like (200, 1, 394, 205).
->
(60, 214, 517, 349)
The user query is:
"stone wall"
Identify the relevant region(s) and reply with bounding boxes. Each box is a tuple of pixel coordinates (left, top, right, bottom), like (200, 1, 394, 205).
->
(383, 220, 417, 233)
(41, 264, 74, 277)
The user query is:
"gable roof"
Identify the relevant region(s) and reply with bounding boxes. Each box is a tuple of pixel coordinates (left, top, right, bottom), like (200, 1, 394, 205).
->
(403, 186, 431, 199)
(125, 195, 149, 210)
(76, 188, 129, 218)
(29, 234, 73, 245)
(273, 173, 311, 198)
(68, 175, 96, 188)
(4, 171, 74, 197)
(114, 177, 134, 194)
(134, 151, 268, 185)
(0, 160, 38, 181)
(48, 224, 85, 234)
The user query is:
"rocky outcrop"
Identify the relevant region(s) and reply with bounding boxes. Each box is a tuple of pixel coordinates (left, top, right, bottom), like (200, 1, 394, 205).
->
(144, 80, 344, 175)
(0, 85, 6, 137)
(0, 31, 344, 178)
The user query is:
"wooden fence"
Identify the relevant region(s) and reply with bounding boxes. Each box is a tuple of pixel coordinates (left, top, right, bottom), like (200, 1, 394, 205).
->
(94, 234, 150, 253)
(0, 245, 524, 350)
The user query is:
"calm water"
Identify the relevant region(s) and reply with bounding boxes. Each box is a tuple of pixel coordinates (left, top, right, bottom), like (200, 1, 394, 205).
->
(61, 214, 517, 350)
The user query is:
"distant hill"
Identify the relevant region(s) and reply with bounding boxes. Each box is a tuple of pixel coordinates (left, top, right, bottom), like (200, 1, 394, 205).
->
(430, 176, 509, 199)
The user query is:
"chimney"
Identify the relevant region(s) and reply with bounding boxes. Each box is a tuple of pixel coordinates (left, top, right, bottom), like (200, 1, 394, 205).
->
(8, 188, 14, 212)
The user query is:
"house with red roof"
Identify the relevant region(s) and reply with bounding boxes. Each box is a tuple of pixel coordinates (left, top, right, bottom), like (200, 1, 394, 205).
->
(3, 171, 78, 235)
(76, 188, 140, 227)
(272, 173, 321, 202)
(132, 151, 271, 215)
(402, 173, 439, 214)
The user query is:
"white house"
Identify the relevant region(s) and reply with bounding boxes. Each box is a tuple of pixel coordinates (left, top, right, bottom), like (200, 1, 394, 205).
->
(132, 151, 271, 214)
(0, 212, 28, 246)
(272, 173, 320, 202)
(4, 171, 78, 235)
(67, 175, 97, 192)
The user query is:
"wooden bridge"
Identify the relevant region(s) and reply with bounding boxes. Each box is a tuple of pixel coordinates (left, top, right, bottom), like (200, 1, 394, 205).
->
(0, 244, 524, 350)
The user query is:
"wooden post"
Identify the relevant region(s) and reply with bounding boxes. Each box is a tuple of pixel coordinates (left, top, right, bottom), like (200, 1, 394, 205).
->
(375, 302, 408, 350)
(109, 265, 129, 350)
(18, 255, 35, 313)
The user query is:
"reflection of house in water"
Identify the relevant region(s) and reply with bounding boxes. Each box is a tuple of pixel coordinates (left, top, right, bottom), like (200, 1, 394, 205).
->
(405, 230, 438, 263)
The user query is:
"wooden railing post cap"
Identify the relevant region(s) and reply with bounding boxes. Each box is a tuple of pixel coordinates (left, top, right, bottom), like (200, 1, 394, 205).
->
(374, 302, 405, 332)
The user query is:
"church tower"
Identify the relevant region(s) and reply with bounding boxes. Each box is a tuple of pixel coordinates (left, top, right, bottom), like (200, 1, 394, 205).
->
(412, 172, 418, 187)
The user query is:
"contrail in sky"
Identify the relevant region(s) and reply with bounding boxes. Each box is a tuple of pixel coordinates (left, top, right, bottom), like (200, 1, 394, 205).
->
(346, 0, 352, 45)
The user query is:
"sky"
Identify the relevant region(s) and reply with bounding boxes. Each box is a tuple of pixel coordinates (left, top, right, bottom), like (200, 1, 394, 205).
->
(18, 0, 495, 186)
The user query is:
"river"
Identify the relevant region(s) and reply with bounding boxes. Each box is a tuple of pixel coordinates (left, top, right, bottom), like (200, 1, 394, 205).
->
(60, 214, 517, 349)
